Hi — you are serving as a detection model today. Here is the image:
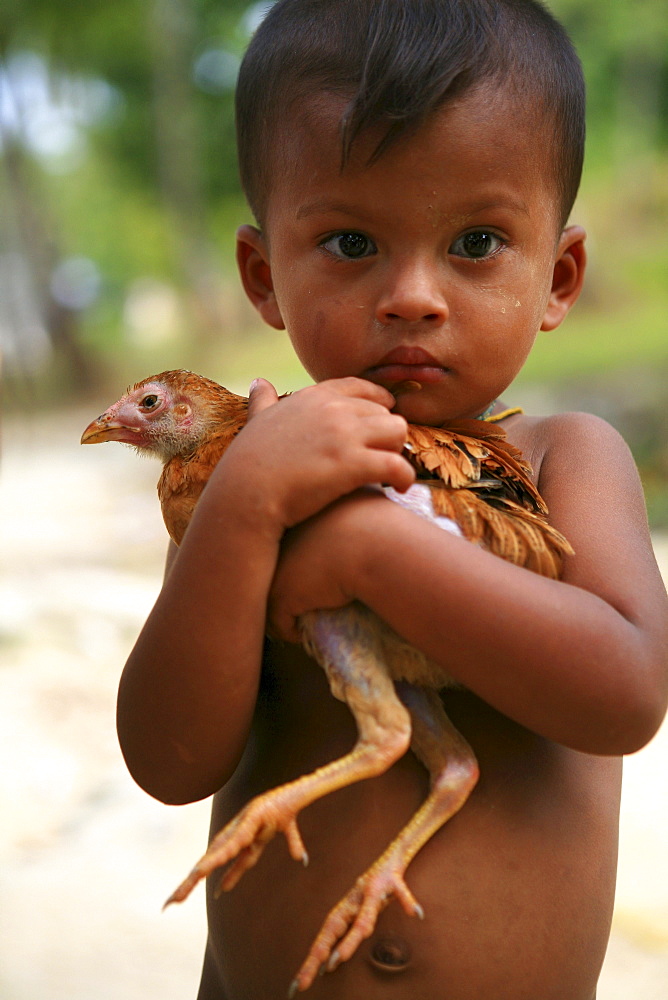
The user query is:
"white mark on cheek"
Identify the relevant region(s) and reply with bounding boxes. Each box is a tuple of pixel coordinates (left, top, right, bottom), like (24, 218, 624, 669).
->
(515, 299, 522, 308)
(500, 307, 506, 314)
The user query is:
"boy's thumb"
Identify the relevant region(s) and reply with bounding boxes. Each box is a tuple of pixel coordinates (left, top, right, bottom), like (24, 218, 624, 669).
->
(247, 377, 279, 418)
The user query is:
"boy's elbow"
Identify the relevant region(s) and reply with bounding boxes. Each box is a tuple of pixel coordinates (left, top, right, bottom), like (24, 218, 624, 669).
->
(606, 653, 668, 756)
(121, 748, 227, 806)
(117, 720, 233, 806)
(617, 683, 668, 755)
(151, 784, 211, 807)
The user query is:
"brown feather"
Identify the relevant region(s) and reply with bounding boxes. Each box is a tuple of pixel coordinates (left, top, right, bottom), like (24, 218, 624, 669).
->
(404, 421, 572, 579)
(158, 434, 233, 546)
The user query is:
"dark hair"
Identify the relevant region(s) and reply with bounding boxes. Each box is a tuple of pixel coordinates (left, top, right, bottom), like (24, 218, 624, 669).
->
(236, 0, 585, 228)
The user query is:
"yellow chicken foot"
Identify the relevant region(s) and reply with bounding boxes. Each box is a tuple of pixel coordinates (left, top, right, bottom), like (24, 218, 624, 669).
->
(165, 734, 406, 906)
(289, 846, 425, 996)
(165, 790, 310, 905)
(166, 608, 414, 907)
(290, 683, 479, 994)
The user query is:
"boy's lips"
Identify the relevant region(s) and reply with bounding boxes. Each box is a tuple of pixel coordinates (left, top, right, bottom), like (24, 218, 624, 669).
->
(364, 346, 448, 386)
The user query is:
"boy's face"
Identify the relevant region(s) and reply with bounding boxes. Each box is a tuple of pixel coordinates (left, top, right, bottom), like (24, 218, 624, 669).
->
(238, 86, 585, 425)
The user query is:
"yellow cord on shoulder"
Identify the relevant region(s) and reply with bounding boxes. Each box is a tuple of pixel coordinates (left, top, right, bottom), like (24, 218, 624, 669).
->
(485, 406, 524, 423)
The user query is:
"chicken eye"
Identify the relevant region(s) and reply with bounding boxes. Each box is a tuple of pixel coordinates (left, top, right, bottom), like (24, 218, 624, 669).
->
(141, 394, 159, 409)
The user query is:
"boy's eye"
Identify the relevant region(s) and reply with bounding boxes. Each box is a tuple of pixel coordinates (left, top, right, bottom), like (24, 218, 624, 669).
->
(450, 231, 503, 259)
(320, 232, 377, 259)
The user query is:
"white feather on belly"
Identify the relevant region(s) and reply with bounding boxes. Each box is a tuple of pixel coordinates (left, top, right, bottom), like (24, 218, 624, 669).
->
(382, 482, 463, 537)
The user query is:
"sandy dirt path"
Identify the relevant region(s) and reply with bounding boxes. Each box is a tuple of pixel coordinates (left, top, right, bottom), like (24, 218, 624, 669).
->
(1, 409, 666, 999)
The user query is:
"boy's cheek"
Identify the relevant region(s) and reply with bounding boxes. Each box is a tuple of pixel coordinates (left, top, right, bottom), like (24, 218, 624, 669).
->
(282, 317, 350, 382)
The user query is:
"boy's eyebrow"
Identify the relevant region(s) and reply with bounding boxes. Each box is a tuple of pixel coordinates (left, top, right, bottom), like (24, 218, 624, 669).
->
(296, 195, 533, 222)
(468, 198, 531, 217)
(295, 199, 362, 220)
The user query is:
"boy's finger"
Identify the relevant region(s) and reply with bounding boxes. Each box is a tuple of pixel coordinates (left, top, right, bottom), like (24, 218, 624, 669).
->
(328, 376, 397, 409)
(247, 378, 279, 418)
(376, 452, 416, 494)
(363, 413, 409, 452)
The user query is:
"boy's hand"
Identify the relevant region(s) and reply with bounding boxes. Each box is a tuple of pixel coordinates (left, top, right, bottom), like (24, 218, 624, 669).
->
(219, 376, 414, 534)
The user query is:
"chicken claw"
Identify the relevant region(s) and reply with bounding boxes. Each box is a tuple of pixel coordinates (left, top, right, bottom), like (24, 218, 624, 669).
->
(290, 846, 424, 994)
(165, 788, 310, 906)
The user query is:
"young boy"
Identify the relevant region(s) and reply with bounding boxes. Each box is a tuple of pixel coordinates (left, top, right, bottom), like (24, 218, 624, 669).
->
(116, 1, 668, 997)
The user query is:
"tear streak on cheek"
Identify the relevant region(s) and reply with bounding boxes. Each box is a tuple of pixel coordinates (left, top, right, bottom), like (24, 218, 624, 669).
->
(296, 309, 328, 378)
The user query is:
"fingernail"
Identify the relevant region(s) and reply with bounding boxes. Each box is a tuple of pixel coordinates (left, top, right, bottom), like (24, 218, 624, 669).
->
(327, 949, 341, 972)
(249, 378, 261, 393)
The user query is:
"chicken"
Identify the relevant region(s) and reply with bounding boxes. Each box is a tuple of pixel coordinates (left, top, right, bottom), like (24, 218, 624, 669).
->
(82, 369, 573, 992)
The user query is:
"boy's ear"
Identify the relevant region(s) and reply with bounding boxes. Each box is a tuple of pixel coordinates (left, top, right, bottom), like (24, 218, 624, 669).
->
(540, 225, 587, 332)
(236, 224, 285, 330)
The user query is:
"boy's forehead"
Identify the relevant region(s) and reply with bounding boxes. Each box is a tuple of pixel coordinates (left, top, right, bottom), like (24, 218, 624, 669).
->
(266, 86, 560, 227)
(276, 92, 350, 163)
(280, 81, 544, 151)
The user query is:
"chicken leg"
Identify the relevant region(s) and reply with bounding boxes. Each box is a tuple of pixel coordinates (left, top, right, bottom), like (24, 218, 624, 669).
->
(290, 683, 479, 994)
(166, 604, 418, 905)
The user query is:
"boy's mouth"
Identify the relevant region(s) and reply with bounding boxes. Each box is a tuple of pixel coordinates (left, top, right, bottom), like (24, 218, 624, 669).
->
(364, 347, 448, 387)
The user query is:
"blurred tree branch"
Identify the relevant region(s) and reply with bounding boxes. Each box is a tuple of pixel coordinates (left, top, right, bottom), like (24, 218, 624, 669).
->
(149, 0, 233, 341)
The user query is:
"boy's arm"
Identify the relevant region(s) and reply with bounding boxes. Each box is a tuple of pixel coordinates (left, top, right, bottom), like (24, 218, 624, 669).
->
(269, 413, 668, 755)
(116, 378, 414, 805)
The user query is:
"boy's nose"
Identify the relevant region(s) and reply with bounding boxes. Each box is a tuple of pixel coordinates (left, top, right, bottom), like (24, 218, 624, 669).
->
(376, 261, 448, 325)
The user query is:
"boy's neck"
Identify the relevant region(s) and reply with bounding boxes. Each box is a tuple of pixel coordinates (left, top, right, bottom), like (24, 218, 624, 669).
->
(476, 401, 497, 421)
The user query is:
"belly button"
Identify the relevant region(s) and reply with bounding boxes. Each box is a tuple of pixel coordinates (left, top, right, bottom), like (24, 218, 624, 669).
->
(368, 935, 412, 973)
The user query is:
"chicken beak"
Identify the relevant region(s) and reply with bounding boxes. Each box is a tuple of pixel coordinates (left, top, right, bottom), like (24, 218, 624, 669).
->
(80, 417, 141, 445)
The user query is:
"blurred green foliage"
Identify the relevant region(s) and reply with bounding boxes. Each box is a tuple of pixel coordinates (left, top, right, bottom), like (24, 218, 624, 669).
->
(1, 0, 667, 517)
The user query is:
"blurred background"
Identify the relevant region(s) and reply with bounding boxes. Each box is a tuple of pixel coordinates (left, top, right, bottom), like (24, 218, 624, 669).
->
(1, 1, 667, 997)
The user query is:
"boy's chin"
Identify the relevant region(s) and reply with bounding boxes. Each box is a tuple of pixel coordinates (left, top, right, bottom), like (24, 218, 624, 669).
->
(390, 390, 498, 427)
(389, 389, 453, 427)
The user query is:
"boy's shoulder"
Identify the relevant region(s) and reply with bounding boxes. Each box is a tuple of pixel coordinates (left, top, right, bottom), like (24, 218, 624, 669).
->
(507, 409, 633, 478)
(502, 409, 641, 517)
(507, 411, 652, 566)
